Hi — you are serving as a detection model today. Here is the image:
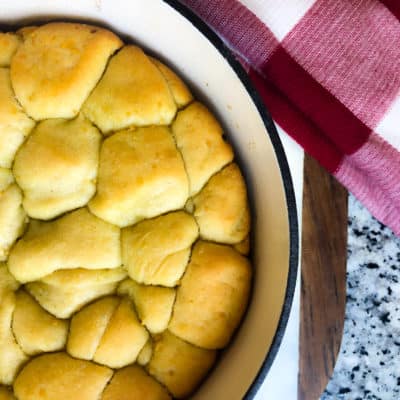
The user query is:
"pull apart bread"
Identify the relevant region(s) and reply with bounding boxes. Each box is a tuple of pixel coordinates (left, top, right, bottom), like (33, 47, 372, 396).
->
(0, 22, 251, 399)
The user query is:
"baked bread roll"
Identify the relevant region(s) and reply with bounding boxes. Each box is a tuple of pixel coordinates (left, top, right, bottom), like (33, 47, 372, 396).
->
(0, 21, 252, 399)
(89, 126, 189, 227)
(67, 296, 119, 360)
(83, 46, 177, 133)
(10, 23, 122, 119)
(118, 279, 176, 333)
(12, 291, 68, 355)
(0, 183, 26, 262)
(137, 339, 153, 366)
(13, 352, 113, 400)
(68, 297, 148, 368)
(0, 386, 15, 400)
(193, 163, 250, 244)
(172, 102, 234, 195)
(0, 34, 20, 67)
(102, 365, 171, 400)
(149, 57, 193, 109)
(13, 115, 101, 219)
(121, 211, 198, 286)
(25, 280, 120, 319)
(0, 68, 34, 169)
(0, 266, 25, 385)
(169, 241, 251, 349)
(147, 331, 216, 399)
(8, 208, 121, 283)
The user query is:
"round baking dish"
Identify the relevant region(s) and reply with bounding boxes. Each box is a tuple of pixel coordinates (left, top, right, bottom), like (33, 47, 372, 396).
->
(1, 1, 299, 398)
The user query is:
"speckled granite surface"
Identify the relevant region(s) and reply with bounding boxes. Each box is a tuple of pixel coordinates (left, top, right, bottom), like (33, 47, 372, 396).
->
(321, 194, 400, 400)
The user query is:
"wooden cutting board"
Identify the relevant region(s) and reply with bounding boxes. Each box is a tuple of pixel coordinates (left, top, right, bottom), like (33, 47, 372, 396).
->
(298, 154, 348, 400)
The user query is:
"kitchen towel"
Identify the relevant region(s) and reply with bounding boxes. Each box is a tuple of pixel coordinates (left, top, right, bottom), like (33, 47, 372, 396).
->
(181, 0, 400, 236)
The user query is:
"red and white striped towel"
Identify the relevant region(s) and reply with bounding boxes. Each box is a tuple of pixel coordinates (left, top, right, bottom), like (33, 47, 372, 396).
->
(182, 0, 400, 235)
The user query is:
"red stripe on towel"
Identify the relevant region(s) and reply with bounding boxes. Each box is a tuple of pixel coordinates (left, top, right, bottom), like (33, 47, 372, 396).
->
(260, 46, 371, 154)
(249, 68, 342, 173)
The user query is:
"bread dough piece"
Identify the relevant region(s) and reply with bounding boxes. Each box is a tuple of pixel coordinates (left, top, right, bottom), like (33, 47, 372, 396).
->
(10, 22, 122, 120)
(121, 211, 198, 286)
(25, 280, 119, 319)
(0, 184, 26, 262)
(234, 235, 250, 255)
(13, 352, 113, 400)
(0, 386, 15, 400)
(0, 169, 13, 192)
(169, 241, 251, 349)
(0, 33, 20, 67)
(172, 102, 233, 195)
(89, 127, 189, 227)
(83, 45, 176, 134)
(148, 331, 216, 399)
(193, 163, 250, 244)
(12, 291, 68, 355)
(137, 339, 153, 366)
(8, 208, 121, 283)
(41, 267, 127, 287)
(0, 266, 24, 385)
(16, 27, 38, 40)
(67, 296, 120, 360)
(0, 293, 28, 385)
(103, 365, 171, 400)
(94, 298, 149, 368)
(0, 264, 20, 298)
(13, 116, 101, 219)
(0, 68, 34, 168)
(150, 57, 193, 108)
(118, 279, 176, 333)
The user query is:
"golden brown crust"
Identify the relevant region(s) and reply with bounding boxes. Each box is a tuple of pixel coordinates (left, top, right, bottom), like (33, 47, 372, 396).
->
(234, 235, 251, 255)
(16, 27, 37, 40)
(169, 241, 251, 349)
(193, 163, 250, 244)
(121, 211, 198, 286)
(0, 386, 15, 400)
(12, 291, 68, 355)
(8, 208, 121, 283)
(13, 115, 101, 219)
(172, 102, 234, 195)
(89, 127, 189, 227)
(94, 298, 149, 368)
(67, 296, 120, 360)
(83, 45, 176, 133)
(137, 338, 153, 366)
(0, 292, 28, 385)
(150, 57, 193, 108)
(0, 34, 21, 67)
(41, 267, 127, 288)
(0, 68, 35, 169)
(118, 279, 176, 333)
(147, 331, 216, 399)
(10, 22, 123, 120)
(103, 365, 171, 400)
(0, 170, 13, 193)
(25, 280, 120, 319)
(13, 352, 113, 400)
(0, 184, 26, 262)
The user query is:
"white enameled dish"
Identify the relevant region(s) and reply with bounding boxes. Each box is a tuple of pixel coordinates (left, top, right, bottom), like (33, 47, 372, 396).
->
(1, 1, 299, 398)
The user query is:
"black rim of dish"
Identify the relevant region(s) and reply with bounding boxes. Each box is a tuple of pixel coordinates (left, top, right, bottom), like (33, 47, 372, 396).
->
(162, 1, 299, 398)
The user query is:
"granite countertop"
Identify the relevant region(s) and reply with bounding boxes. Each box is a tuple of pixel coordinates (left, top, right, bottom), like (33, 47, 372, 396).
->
(321, 194, 400, 400)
